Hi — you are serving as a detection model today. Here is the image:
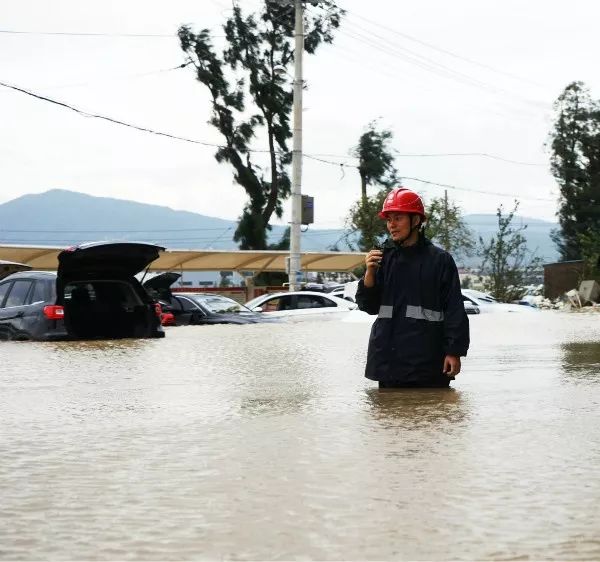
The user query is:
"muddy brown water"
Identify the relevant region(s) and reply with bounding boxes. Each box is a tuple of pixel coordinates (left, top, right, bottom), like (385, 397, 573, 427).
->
(1, 311, 600, 560)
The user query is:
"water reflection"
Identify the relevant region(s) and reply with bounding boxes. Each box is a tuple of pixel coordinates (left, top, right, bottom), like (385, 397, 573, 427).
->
(363, 387, 468, 430)
(561, 342, 600, 382)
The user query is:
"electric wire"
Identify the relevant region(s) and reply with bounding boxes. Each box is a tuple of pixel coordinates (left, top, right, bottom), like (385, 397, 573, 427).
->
(0, 79, 556, 203)
(345, 9, 549, 89)
(335, 24, 548, 118)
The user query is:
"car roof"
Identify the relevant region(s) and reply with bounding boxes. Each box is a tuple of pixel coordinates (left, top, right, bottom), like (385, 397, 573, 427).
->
(259, 290, 342, 298)
(175, 292, 234, 298)
(1, 270, 57, 281)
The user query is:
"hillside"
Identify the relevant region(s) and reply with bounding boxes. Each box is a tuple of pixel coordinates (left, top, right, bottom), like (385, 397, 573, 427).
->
(0, 189, 559, 264)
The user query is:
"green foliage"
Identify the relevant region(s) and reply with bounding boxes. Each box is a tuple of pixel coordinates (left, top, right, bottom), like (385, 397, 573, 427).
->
(578, 226, 600, 279)
(345, 189, 388, 251)
(425, 194, 475, 260)
(178, 2, 344, 250)
(219, 271, 233, 287)
(549, 81, 600, 260)
(346, 189, 475, 258)
(479, 202, 543, 302)
(352, 121, 399, 200)
(267, 226, 290, 250)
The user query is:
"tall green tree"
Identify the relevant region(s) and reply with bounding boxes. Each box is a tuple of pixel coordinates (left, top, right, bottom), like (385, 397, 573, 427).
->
(578, 226, 600, 279)
(352, 121, 399, 202)
(425, 192, 475, 260)
(345, 189, 388, 251)
(479, 202, 542, 302)
(178, 2, 343, 250)
(344, 122, 399, 251)
(549, 81, 600, 260)
(346, 188, 475, 258)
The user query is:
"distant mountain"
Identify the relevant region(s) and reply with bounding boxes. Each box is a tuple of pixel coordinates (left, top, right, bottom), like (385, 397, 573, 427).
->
(0, 189, 559, 264)
(0, 189, 352, 252)
(462, 213, 559, 266)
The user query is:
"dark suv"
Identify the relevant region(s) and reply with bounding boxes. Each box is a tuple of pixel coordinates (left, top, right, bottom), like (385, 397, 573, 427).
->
(0, 242, 166, 341)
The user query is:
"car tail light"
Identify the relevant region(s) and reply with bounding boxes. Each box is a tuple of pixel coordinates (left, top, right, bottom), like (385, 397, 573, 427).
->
(154, 303, 163, 317)
(43, 305, 65, 320)
(161, 312, 175, 326)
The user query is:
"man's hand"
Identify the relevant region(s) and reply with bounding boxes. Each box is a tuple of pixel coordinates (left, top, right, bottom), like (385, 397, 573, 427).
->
(363, 249, 383, 288)
(443, 355, 461, 377)
(365, 249, 383, 271)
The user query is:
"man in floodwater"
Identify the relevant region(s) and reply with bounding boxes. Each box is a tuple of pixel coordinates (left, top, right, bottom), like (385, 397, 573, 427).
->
(355, 187, 470, 388)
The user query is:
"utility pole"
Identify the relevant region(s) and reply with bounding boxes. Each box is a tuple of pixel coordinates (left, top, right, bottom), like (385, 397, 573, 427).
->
(288, 0, 304, 291)
(442, 189, 450, 252)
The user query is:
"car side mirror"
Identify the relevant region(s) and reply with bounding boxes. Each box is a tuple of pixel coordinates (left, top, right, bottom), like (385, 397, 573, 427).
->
(253, 306, 263, 313)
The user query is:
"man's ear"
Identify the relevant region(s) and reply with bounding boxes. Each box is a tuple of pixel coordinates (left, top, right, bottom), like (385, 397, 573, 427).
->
(411, 215, 421, 228)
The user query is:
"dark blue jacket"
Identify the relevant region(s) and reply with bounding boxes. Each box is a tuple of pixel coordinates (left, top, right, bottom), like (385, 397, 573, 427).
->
(356, 236, 469, 386)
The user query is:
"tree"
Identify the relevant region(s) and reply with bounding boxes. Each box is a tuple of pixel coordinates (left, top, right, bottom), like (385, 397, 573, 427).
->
(352, 121, 399, 202)
(219, 271, 233, 287)
(578, 226, 600, 279)
(549, 81, 600, 260)
(346, 188, 475, 258)
(425, 191, 475, 261)
(178, 2, 343, 250)
(479, 201, 542, 302)
(345, 189, 388, 251)
(344, 122, 399, 251)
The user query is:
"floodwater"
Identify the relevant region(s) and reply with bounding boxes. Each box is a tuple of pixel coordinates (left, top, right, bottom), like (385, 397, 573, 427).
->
(1, 311, 600, 561)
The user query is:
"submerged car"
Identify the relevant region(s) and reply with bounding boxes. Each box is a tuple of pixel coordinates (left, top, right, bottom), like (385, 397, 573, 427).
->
(141, 273, 277, 326)
(169, 292, 278, 325)
(0, 242, 165, 341)
(461, 289, 537, 313)
(245, 290, 358, 319)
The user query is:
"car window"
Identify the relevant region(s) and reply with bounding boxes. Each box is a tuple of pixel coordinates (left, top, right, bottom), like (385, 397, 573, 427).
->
(319, 296, 337, 308)
(65, 283, 97, 302)
(28, 281, 49, 304)
(4, 280, 34, 307)
(261, 297, 282, 312)
(0, 282, 11, 308)
(192, 295, 248, 314)
(296, 295, 336, 309)
(177, 297, 203, 314)
(167, 296, 183, 312)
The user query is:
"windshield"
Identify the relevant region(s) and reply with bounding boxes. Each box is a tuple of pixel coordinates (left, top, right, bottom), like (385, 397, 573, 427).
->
(189, 295, 253, 314)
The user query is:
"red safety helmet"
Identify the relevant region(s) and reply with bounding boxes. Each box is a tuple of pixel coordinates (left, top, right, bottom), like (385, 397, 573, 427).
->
(378, 187, 426, 220)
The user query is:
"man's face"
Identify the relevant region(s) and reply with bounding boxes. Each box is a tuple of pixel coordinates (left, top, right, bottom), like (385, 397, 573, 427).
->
(385, 212, 414, 242)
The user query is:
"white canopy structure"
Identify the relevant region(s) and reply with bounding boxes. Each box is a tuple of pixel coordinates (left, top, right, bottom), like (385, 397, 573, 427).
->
(0, 244, 366, 273)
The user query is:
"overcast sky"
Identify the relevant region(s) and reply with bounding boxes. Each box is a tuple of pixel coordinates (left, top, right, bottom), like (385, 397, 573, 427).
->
(2, 0, 599, 233)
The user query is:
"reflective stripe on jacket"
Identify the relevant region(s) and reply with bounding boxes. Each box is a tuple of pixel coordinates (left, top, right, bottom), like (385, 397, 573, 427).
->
(356, 237, 469, 385)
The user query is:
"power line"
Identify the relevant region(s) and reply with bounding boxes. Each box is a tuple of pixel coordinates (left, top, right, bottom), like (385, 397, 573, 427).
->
(302, 154, 555, 203)
(402, 176, 555, 202)
(0, 226, 235, 233)
(306, 151, 546, 167)
(345, 9, 549, 90)
(40, 62, 193, 91)
(0, 29, 227, 39)
(336, 23, 547, 117)
(0, 79, 257, 151)
(0, 79, 555, 204)
(0, 29, 178, 38)
(393, 151, 546, 167)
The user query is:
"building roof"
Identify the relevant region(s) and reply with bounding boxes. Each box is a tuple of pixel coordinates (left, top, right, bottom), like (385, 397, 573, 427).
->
(0, 244, 366, 273)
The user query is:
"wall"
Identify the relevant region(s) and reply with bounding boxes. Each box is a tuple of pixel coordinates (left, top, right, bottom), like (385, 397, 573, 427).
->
(543, 261, 585, 299)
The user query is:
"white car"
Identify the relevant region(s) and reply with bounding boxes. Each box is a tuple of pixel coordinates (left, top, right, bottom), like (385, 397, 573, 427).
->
(329, 280, 359, 303)
(245, 290, 358, 319)
(461, 289, 537, 313)
(332, 281, 480, 314)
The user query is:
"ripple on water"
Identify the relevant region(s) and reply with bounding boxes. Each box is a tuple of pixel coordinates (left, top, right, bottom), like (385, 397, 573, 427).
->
(1, 312, 600, 560)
